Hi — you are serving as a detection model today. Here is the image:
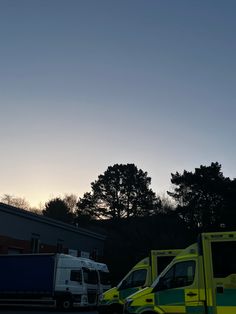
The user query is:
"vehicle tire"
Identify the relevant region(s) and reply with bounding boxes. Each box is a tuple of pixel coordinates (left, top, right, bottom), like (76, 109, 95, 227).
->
(111, 310, 121, 314)
(110, 304, 123, 314)
(57, 297, 72, 311)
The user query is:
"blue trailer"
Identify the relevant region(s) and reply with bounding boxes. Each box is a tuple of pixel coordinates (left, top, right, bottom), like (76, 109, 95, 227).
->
(0, 254, 55, 298)
(0, 253, 110, 310)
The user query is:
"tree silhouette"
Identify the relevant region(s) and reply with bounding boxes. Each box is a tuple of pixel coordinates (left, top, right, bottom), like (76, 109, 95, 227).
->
(76, 192, 99, 221)
(167, 162, 233, 231)
(220, 178, 236, 229)
(43, 197, 74, 224)
(77, 164, 161, 219)
(1, 194, 30, 210)
(63, 194, 78, 213)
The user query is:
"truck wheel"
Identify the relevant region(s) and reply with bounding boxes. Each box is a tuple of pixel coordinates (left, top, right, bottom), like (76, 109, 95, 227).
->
(57, 298, 72, 311)
(110, 304, 123, 314)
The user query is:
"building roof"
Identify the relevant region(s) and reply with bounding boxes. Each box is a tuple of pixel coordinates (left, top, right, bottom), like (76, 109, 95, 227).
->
(0, 202, 105, 240)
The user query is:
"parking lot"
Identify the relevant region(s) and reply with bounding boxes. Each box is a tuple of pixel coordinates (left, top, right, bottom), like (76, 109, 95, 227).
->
(0, 308, 98, 314)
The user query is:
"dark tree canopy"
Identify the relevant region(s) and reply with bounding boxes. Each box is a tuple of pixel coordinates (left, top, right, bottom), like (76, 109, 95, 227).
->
(167, 162, 235, 231)
(77, 164, 161, 219)
(76, 192, 98, 222)
(43, 197, 74, 224)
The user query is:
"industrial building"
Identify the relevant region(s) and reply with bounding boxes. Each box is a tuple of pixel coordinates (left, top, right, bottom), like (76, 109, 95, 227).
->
(0, 202, 105, 260)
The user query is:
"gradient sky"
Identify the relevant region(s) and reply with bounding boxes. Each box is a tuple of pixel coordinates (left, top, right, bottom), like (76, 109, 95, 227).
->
(0, 0, 236, 207)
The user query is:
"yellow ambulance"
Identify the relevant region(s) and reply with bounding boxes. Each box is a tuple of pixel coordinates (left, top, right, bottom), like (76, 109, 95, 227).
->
(98, 249, 181, 314)
(124, 231, 236, 314)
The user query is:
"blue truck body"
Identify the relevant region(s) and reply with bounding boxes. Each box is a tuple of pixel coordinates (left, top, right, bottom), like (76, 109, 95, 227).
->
(0, 254, 56, 296)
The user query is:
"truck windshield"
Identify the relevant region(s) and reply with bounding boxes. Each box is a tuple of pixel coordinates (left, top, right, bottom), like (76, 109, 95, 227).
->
(99, 270, 111, 285)
(83, 268, 98, 284)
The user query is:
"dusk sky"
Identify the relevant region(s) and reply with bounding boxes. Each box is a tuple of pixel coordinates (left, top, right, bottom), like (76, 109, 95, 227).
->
(0, 0, 236, 207)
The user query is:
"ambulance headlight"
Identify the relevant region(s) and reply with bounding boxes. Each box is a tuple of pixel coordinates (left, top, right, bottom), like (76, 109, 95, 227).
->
(98, 293, 103, 302)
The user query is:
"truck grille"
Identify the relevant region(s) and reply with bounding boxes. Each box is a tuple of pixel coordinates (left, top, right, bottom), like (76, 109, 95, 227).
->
(87, 290, 97, 304)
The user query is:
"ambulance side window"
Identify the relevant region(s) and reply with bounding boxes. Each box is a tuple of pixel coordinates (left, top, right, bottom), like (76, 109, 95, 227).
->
(154, 261, 195, 291)
(211, 241, 236, 278)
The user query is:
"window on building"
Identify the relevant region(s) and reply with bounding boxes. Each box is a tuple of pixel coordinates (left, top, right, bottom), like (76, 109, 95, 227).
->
(8, 247, 22, 254)
(31, 234, 40, 253)
(57, 239, 64, 253)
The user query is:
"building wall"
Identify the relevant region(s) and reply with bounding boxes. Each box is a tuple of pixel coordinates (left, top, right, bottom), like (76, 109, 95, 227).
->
(0, 203, 105, 260)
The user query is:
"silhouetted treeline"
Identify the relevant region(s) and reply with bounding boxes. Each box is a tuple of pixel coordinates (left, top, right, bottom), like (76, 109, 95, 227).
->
(95, 213, 195, 285)
(41, 162, 236, 231)
(167, 162, 236, 232)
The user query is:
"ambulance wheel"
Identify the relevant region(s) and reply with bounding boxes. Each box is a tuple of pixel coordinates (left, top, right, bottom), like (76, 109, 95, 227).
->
(111, 310, 120, 314)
